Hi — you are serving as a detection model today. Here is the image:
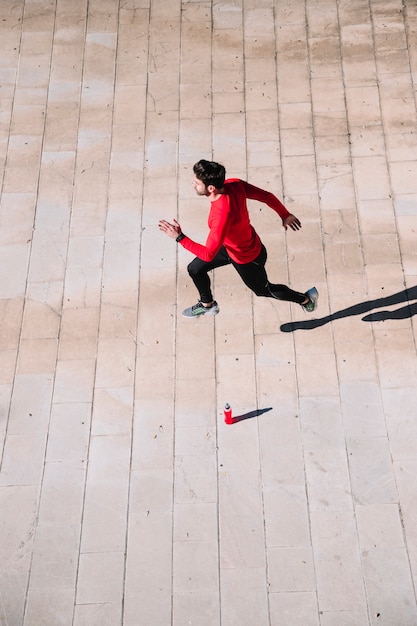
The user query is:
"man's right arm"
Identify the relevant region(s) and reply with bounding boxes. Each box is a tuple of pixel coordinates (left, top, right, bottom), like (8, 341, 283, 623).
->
(179, 202, 229, 261)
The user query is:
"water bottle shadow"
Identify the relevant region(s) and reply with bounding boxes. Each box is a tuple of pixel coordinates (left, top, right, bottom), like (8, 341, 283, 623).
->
(230, 407, 273, 424)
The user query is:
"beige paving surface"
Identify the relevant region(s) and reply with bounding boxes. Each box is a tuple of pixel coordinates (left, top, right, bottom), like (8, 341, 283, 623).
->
(1, 0, 417, 624)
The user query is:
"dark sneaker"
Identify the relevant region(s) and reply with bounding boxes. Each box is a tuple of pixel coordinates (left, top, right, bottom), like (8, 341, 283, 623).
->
(302, 287, 318, 313)
(182, 301, 219, 318)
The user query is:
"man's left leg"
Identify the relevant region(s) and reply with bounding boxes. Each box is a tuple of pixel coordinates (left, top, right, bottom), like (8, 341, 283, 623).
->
(232, 245, 318, 310)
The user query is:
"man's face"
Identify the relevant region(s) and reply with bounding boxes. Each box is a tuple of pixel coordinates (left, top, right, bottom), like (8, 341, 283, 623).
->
(193, 177, 209, 196)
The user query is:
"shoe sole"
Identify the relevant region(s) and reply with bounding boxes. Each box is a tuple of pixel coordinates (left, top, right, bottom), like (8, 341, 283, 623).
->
(303, 287, 318, 312)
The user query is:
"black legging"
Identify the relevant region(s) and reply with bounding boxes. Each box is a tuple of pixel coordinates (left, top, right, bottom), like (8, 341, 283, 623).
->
(187, 245, 306, 305)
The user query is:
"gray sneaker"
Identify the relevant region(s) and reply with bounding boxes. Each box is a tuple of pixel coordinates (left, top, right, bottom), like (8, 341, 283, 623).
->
(302, 287, 318, 313)
(182, 301, 219, 318)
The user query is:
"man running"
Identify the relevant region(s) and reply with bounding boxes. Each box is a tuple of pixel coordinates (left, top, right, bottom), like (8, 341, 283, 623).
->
(158, 159, 318, 318)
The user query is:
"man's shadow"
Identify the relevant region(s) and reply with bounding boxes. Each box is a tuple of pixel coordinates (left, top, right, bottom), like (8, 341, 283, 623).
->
(280, 286, 417, 332)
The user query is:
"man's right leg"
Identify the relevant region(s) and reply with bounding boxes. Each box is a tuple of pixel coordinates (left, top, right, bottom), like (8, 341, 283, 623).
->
(187, 247, 230, 303)
(183, 247, 231, 317)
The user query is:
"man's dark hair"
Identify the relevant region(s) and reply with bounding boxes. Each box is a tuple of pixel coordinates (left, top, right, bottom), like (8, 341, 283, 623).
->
(193, 160, 226, 189)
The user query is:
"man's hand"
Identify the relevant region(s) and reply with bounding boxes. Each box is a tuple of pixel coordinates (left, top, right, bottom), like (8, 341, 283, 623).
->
(283, 214, 302, 231)
(159, 218, 182, 239)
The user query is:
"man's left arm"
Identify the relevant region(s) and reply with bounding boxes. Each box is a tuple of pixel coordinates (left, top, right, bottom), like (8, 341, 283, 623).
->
(243, 181, 302, 231)
(282, 214, 301, 231)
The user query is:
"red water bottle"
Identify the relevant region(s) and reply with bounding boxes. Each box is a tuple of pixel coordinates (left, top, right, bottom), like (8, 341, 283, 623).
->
(224, 403, 233, 424)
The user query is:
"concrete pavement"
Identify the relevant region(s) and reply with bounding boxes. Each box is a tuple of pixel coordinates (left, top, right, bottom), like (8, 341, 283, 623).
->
(1, 0, 417, 624)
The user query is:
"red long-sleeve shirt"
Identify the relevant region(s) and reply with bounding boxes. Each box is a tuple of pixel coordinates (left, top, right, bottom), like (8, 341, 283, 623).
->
(179, 179, 291, 264)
